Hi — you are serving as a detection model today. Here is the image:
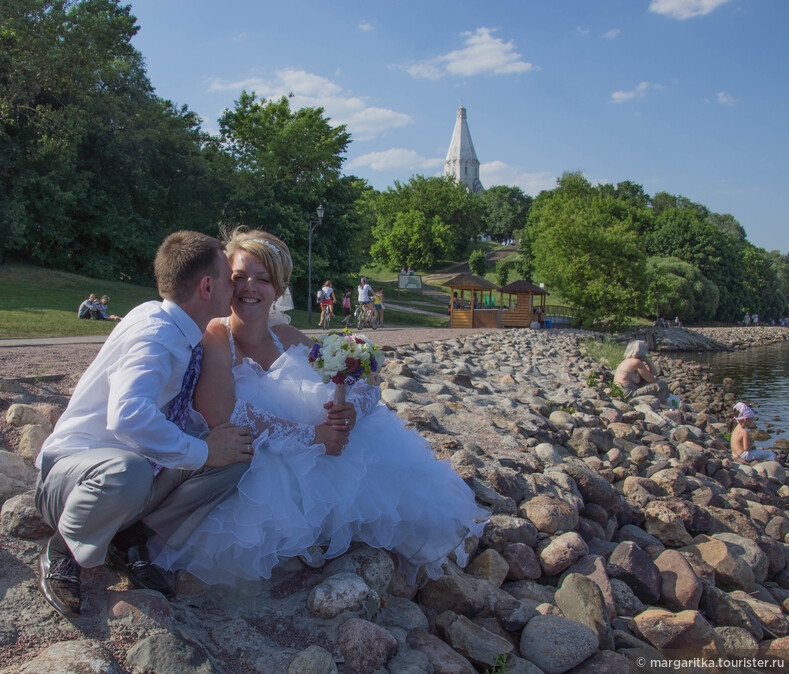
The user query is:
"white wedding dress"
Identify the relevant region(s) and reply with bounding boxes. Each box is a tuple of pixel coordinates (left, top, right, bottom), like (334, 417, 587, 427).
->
(153, 325, 488, 585)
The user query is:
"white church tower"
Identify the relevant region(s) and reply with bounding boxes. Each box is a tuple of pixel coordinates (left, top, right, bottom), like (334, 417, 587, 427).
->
(444, 105, 483, 194)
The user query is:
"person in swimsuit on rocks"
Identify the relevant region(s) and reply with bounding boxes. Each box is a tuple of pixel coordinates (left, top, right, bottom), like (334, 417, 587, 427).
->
(729, 402, 777, 463)
(613, 340, 669, 402)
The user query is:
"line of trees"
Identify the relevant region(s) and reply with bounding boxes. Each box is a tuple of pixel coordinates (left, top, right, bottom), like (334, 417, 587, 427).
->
(522, 172, 789, 328)
(0, 0, 371, 302)
(3, 2, 787, 325)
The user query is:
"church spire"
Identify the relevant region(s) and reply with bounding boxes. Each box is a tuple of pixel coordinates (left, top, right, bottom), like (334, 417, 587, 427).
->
(444, 105, 483, 193)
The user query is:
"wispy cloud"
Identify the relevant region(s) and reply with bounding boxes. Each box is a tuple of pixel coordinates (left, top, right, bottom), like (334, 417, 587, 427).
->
(480, 161, 556, 195)
(716, 90, 738, 106)
(404, 27, 534, 80)
(648, 0, 731, 20)
(207, 69, 412, 140)
(232, 32, 246, 43)
(358, 21, 374, 32)
(603, 28, 621, 39)
(610, 81, 652, 104)
(347, 149, 443, 172)
(575, 26, 590, 35)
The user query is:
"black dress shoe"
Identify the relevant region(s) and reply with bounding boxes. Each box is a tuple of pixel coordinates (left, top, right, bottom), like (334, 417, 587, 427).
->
(38, 538, 81, 618)
(106, 543, 175, 598)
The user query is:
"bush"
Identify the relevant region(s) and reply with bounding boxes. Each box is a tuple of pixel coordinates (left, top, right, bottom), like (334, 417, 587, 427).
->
(469, 249, 486, 276)
(496, 260, 509, 288)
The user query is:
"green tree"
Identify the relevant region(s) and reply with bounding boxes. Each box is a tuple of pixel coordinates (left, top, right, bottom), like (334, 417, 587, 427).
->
(645, 207, 744, 321)
(468, 249, 486, 276)
(218, 92, 366, 305)
(740, 244, 787, 319)
(645, 257, 719, 322)
(528, 174, 647, 328)
(0, 0, 228, 282)
(496, 259, 509, 287)
(480, 185, 532, 242)
(370, 175, 483, 268)
(370, 209, 451, 270)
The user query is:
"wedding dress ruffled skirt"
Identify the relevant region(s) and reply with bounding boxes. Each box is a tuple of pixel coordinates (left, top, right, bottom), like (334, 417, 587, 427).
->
(153, 343, 488, 585)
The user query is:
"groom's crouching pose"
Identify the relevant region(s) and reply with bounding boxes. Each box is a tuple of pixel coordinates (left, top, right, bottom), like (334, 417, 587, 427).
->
(34, 231, 254, 618)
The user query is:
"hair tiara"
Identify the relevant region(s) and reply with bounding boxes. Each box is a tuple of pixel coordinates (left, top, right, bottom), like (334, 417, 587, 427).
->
(249, 238, 280, 256)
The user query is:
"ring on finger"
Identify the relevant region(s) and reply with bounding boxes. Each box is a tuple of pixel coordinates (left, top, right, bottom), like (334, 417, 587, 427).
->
(344, 418, 349, 426)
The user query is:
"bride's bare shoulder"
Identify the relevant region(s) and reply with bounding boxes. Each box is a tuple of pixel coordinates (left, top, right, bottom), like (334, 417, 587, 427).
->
(272, 323, 314, 349)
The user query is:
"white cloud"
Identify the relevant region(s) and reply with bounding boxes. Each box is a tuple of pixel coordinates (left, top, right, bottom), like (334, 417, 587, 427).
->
(405, 27, 534, 80)
(358, 21, 374, 32)
(610, 81, 651, 104)
(575, 26, 590, 35)
(347, 149, 443, 172)
(206, 69, 412, 141)
(232, 32, 246, 43)
(480, 161, 556, 195)
(603, 28, 621, 39)
(717, 90, 738, 105)
(648, 0, 730, 20)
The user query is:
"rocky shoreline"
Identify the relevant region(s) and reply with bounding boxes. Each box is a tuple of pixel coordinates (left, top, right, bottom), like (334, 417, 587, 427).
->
(1, 328, 788, 673)
(633, 325, 789, 353)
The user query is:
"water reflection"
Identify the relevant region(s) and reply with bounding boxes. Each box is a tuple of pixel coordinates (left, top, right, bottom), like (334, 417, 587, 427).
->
(675, 342, 789, 447)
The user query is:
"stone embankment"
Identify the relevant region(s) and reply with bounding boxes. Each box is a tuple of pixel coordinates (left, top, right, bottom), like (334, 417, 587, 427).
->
(1, 328, 789, 673)
(641, 326, 789, 352)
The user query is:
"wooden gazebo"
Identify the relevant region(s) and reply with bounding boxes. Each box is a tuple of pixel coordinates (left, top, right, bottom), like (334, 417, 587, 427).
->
(499, 280, 548, 327)
(444, 274, 501, 328)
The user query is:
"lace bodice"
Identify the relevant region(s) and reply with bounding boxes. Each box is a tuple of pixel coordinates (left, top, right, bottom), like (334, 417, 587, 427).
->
(223, 321, 381, 446)
(224, 322, 316, 446)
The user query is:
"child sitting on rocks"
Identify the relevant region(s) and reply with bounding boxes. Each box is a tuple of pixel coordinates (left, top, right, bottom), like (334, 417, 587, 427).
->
(729, 402, 777, 462)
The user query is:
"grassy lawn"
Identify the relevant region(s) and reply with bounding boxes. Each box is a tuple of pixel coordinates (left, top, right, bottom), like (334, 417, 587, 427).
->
(0, 263, 160, 338)
(580, 337, 625, 368)
(0, 262, 447, 338)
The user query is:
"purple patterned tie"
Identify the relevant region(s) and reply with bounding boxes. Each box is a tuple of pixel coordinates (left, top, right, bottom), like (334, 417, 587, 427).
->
(151, 343, 203, 475)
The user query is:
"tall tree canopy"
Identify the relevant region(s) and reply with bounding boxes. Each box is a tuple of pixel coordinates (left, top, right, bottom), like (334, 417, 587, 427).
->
(369, 175, 483, 270)
(0, 0, 226, 282)
(480, 185, 532, 243)
(527, 173, 647, 328)
(218, 92, 369, 304)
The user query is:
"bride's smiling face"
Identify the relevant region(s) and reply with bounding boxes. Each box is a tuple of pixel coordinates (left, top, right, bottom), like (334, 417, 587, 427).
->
(230, 250, 277, 317)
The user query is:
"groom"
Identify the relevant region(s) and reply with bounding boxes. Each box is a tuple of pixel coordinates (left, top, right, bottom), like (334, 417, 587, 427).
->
(35, 231, 254, 618)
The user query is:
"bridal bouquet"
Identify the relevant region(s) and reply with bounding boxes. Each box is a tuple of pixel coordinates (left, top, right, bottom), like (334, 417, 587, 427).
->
(308, 329, 386, 404)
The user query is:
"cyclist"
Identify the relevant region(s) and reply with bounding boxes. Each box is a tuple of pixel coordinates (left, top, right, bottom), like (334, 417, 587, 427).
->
(357, 277, 374, 324)
(318, 280, 335, 329)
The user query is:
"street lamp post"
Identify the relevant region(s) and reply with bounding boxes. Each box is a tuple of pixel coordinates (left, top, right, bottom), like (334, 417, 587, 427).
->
(307, 203, 325, 326)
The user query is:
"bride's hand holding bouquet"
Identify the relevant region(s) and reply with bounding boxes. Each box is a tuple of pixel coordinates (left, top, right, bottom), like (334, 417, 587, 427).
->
(309, 329, 385, 435)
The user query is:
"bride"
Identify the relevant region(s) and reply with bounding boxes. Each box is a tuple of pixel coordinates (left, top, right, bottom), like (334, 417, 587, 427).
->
(152, 229, 489, 585)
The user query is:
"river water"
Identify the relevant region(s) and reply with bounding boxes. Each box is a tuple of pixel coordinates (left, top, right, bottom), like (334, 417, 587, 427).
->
(675, 341, 789, 448)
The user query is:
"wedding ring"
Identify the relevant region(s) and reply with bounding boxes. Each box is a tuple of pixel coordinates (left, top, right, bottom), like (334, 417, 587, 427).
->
(344, 419, 349, 426)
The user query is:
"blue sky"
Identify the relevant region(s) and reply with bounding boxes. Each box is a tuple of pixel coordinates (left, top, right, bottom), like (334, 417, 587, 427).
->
(127, 0, 788, 253)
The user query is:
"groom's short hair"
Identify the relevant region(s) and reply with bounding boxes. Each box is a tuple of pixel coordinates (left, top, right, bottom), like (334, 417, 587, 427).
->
(154, 231, 224, 303)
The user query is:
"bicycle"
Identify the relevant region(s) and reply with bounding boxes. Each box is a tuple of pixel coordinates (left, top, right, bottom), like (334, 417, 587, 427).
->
(318, 303, 333, 330)
(354, 303, 379, 330)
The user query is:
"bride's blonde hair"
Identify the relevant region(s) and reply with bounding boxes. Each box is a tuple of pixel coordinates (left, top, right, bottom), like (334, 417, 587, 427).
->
(223, 227, 292, 298)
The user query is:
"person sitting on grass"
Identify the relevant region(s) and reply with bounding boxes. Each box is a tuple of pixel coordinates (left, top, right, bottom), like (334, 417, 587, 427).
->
(77, 294, 97, 319)
(729, 402, 777, 463)
(95, 295, 122, 322)
(613, 340, 669, 402)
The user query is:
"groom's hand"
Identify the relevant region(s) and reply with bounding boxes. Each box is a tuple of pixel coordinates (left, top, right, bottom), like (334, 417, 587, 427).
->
(204, 423, 254, 466)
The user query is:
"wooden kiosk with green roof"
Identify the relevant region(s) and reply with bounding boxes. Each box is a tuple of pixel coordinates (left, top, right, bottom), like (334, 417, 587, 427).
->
(444, 273, 501, 328)
(499, 280, 548, 328)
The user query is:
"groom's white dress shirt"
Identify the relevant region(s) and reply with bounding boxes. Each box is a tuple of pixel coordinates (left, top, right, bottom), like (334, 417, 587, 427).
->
(38, 299, 209, 473)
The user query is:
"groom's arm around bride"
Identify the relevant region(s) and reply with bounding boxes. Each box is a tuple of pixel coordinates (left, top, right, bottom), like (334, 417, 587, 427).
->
(34, 231, 253, 618)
